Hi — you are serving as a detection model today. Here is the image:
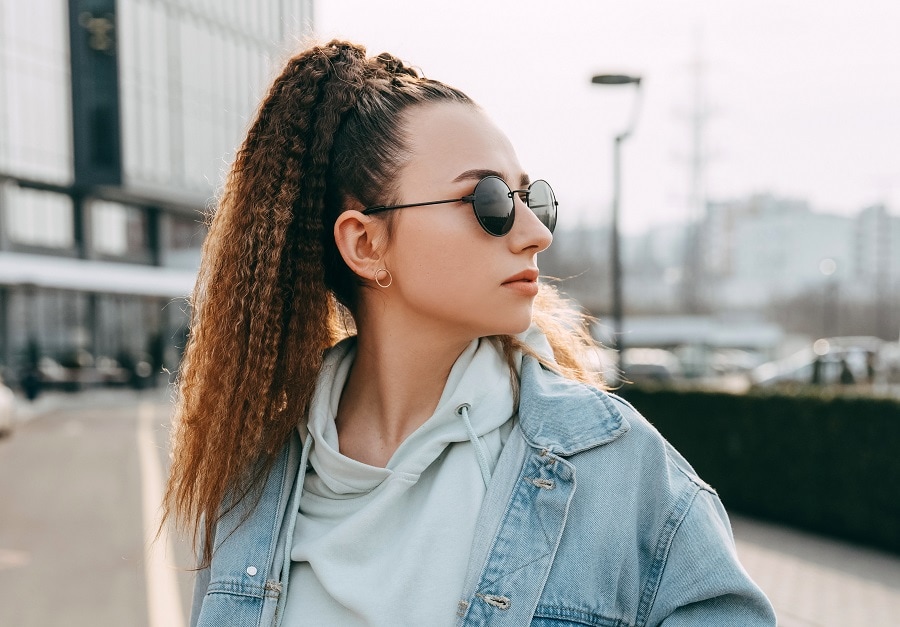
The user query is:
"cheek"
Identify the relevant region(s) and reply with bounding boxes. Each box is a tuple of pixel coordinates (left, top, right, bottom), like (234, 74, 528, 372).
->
(389, 218, 488, 307)
(390, 229, 534, 337)
(396, 231, 474, 294)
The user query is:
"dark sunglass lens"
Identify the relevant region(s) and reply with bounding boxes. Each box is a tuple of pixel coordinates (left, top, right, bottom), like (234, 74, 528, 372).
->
(473, 176, 514, 236)
(528, 180, 557, 233)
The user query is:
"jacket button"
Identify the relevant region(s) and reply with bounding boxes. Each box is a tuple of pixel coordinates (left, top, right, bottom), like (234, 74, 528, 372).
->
(246, 566, 258, 576)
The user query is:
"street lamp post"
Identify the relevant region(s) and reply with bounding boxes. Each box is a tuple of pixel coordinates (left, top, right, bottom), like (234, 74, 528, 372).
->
(591, 73, 642, 379)
(819, 257, 838, 338)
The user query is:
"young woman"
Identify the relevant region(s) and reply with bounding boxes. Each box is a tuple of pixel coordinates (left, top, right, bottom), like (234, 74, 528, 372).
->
(164, 40, 775, 626)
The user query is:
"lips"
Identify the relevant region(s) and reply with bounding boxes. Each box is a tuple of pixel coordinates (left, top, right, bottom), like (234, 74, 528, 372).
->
(502, 268, 540, 285)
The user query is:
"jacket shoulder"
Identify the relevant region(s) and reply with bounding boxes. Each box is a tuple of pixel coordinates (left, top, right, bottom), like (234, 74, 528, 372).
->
(604, 391, 715, 494)
(518, 357, 713, 497)
(532, 388, 758, 624)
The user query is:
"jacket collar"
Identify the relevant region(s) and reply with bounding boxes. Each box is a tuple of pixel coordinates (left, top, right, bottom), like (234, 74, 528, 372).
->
(517, 355, 630, 456)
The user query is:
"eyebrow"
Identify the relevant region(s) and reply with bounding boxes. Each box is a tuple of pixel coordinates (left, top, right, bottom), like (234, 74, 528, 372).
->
(453, 169, 531, 188)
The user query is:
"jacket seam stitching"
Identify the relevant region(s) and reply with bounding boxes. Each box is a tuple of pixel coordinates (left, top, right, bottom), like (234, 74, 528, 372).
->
(264, 443, 291, 583)
(520, 455, 577, 621)
(534, 604, 632, 627)
(459, 442, 531, 622)
(634, 483, 702, 626)
(476, 458, 551, 588)
(671, 457, 718, 494)
(205, 583, 277, 597)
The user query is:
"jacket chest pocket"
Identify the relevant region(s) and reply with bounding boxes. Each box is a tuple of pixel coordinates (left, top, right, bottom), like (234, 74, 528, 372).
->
(195, 591, 265, 627)
(195, 580, 281, 627)
(530, 606, 634, 627)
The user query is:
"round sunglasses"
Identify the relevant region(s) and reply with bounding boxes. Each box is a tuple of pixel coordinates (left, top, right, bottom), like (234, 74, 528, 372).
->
(362, 175, 558, 237)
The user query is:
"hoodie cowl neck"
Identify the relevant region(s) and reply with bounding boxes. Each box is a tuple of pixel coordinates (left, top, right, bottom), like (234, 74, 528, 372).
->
(283, 334, 540, 625)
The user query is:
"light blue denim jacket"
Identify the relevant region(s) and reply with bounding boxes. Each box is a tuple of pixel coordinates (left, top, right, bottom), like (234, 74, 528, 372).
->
(190, 356, 776, 626)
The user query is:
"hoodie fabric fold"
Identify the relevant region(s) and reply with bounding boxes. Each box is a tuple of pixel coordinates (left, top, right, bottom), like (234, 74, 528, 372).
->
(281, 330, 553, 626)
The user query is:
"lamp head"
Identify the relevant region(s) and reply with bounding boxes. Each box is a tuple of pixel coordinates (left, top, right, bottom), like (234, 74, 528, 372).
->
(591, 74, 642, 86)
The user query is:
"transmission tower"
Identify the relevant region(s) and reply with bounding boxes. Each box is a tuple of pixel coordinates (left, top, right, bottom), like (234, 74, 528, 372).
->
(681, 30, 710, 314)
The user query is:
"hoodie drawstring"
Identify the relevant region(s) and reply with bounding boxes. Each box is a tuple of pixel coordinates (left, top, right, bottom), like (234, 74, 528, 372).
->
(456, 403, 491, 489)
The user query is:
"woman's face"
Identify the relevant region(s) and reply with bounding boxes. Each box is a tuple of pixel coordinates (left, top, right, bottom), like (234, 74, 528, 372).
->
(377, 102, 553, 341)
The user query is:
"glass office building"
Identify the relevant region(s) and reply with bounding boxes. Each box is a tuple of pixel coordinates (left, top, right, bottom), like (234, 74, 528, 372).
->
(0, 0, 313, 389)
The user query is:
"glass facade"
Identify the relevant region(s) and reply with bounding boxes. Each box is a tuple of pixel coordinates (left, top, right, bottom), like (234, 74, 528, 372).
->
(161, 213, 208, 269)
(0, 0, 314, 389)
(118, 0, 314, 193)
(0, 1, 74, 184)
(89, 199, 151, 261)
(2, 184, 75, 250)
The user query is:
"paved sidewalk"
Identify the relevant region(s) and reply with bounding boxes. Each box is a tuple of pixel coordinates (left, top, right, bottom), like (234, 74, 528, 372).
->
(12, 385, 172, 423)
(732, 515, 900, 626)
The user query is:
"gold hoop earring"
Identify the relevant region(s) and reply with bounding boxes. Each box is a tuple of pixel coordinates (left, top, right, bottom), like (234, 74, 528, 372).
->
(374, 268, 393, 288)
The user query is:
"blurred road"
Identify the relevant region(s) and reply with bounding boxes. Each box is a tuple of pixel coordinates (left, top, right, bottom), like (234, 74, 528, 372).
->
(0, 389, 193, 627)
(733, 516, 900, 626)
(1, 390, 899, 626)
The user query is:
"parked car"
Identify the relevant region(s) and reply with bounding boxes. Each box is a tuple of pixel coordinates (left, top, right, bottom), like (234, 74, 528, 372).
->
(0, 377, 15, 437)
(750, 336, 883, 388)
(622, 348, 684, 384)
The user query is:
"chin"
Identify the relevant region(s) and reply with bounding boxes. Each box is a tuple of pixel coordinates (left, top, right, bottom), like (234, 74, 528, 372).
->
(485, 313, 533, 338)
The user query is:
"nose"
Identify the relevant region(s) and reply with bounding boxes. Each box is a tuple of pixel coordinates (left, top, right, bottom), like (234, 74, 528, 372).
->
(507, 194, 553, 254)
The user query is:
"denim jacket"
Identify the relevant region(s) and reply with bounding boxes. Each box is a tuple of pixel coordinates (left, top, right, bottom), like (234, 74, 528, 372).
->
(190, 356, 776, 626)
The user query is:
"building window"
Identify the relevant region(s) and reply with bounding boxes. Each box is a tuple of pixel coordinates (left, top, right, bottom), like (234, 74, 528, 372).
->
(0, 0, 73, 183)
(117, 0, 305, 195)
(90, 199, 150, 261)
(3, 184, 75, 249)
(162, 213, 206, 269)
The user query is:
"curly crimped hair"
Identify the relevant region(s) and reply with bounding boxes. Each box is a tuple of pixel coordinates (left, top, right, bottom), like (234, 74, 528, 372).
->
(163, 39, 603, 568)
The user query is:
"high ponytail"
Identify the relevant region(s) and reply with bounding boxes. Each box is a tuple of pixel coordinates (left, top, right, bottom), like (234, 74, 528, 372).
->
(163, 40, 472, 567)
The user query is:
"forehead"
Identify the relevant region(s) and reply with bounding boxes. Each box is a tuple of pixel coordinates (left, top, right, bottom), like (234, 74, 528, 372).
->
(399, 102, 524, 186)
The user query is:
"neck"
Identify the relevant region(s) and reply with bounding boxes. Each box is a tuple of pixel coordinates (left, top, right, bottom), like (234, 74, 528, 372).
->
(334, 309, 473, 466)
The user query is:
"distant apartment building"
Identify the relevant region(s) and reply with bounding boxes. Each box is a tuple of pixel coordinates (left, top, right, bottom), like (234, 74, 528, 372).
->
(703, 194, 856, 308)
(0, 0, 313, 386)
(853, 203, 900, 338)
(544, 193, 899, 337)
(854, 204, 900, 290)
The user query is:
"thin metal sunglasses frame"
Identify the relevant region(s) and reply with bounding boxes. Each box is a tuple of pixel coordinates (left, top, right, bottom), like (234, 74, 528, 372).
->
(361, 175, 557, 236)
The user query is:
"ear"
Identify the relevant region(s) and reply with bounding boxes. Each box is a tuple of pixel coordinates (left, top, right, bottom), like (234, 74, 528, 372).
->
(333, 209, 389, 281)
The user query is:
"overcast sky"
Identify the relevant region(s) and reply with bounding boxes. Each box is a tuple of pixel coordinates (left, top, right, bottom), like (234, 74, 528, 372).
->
(313, 0, 900, 233)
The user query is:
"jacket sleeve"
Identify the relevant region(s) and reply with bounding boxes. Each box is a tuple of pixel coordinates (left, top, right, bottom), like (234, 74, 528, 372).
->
(189, 525, 212, 627)
(646, 489, 777, 626)
(189, 563, 211, 627)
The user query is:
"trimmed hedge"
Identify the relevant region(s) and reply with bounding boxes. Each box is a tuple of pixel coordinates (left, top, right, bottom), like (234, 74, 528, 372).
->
(619, 387, 900, 555)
